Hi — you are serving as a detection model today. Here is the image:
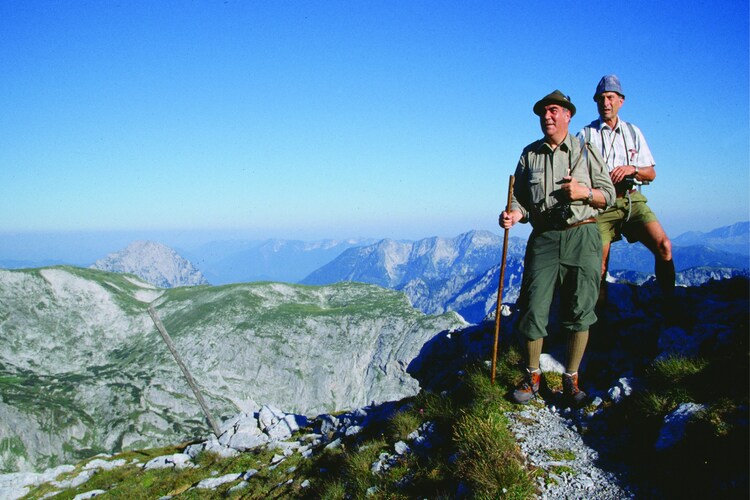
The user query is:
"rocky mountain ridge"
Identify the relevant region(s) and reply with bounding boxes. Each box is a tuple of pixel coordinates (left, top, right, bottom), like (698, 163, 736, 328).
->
(299, 225, 749, 323)
(301, 230, 527, 323)
(0, 266, 463, 474)
(3, 275, 747, 499)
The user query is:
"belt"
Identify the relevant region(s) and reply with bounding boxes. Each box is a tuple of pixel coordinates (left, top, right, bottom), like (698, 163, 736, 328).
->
(565, 217, 597, 229)
(616, 188, 637, 199)
(534, 217, 597, 232)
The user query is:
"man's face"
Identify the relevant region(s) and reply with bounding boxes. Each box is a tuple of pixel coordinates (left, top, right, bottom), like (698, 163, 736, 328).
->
(539, 104, 570, 139)
(596, 91, 624, 122)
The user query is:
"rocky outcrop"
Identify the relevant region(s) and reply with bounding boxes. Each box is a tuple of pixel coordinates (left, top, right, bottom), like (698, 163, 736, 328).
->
(91, 240, 209, 288)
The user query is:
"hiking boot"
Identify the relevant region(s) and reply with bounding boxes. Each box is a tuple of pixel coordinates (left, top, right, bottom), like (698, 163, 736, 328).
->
(512, 368, 541, 404)
(562, 372, 588, 407)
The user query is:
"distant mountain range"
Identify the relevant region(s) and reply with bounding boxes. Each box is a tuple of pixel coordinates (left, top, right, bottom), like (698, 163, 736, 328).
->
(670, 221, 749, 256)
(299, 222, 749, 322)
(1, 223, 747, 475)
(300, 230, 526, 323)
(180, 238, 373, 285)
(609, 242, 749, 274)
(3, 223, 747, 321)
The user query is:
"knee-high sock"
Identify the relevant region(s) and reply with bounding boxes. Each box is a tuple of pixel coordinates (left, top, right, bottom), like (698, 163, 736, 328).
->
(566, 330, 589, 374)
(655, 259, 675, 297)
(526, 339, 543, 371)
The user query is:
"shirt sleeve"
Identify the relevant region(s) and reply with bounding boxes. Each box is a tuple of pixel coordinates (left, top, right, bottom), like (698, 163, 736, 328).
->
(631, 124, 655, 167)
(586, 144, 616, 208)
(510, 155, 530, 222)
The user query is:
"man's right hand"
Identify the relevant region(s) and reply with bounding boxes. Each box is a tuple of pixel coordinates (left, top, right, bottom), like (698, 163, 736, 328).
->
(499, 210, 522, 229)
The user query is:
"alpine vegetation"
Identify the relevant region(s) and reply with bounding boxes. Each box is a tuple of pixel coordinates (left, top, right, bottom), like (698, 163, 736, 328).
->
(0, 273, 747, 498)
(0, 266, 464, 473)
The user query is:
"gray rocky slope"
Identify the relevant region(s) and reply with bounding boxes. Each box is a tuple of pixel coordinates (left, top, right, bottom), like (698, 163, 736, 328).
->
(90, 240, 209, 288)
(4, 276, 747, 499)
(0, 266, 464, 473)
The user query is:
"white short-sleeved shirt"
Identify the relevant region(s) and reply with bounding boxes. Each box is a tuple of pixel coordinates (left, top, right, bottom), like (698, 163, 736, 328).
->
(577, 118, 655, 172)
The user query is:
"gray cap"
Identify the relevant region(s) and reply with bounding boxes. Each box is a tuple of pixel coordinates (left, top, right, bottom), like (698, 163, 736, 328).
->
(593, 74, 625, 100)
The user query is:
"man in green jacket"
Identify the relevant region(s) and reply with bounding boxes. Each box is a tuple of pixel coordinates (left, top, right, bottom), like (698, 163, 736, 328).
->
(500, 90, 615, 406)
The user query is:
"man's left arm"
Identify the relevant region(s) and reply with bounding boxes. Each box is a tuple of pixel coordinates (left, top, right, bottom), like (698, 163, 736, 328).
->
(611, 124, 656, 184)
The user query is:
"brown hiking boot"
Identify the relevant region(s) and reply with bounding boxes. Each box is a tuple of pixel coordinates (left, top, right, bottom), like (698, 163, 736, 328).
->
(512, 368, 541, 404)
(562, 372, 588, 407)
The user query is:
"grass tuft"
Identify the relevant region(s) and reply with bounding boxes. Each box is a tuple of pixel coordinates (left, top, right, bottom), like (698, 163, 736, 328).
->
(650, 355, 708, 385)
(543, 371, 563, 393)
(387, 409, 423, 442)
(545, 448, 575, 461)
(454, 411, 535, 499)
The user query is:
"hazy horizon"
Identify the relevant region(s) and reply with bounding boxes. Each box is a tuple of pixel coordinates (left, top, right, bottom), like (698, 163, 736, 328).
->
(2, 220, 748, 268)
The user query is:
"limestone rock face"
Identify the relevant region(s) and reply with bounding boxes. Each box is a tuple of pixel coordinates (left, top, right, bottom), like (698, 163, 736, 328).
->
(0, 267, 464, 473)
(91, 240, 209, 288)
(302, 230, 526, 323)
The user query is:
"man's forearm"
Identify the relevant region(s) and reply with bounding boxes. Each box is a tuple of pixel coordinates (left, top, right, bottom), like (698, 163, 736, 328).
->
(632, 165, 656, 182)
(614, 165, 656, 183)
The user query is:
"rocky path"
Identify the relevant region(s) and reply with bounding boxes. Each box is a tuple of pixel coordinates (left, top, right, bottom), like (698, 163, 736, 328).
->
(506, 402, 634, 499)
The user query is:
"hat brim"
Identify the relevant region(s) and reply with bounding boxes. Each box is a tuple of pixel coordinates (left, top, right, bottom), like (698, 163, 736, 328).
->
(533, 98, 576, 117)
(593, 91, 625, 101)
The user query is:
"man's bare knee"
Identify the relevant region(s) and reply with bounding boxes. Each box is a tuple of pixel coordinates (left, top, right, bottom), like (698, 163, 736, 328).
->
(658, 237, 672, 261)
(641, 222, 671, 261)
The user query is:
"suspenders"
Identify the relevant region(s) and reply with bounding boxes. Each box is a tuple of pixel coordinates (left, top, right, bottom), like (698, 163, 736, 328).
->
(583, 121, 637, 168)
(583, 121, 640, 222)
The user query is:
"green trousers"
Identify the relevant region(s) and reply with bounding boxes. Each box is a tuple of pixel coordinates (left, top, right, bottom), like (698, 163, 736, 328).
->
(517, 223, 602, 340)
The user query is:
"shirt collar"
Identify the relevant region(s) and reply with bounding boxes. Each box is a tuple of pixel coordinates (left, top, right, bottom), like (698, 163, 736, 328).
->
(537, 133, 573, 153)
(597, 117, 622, 133)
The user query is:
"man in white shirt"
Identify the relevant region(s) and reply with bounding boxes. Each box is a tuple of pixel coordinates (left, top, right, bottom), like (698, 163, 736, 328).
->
(578, 75, 674, 299)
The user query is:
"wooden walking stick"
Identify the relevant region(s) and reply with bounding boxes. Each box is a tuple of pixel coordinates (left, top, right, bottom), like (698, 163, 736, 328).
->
(491, 175, 515, 384)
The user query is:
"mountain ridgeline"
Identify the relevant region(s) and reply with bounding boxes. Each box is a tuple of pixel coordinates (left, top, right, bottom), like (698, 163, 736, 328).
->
(181, 238, 374, 285)
(300, 230, 527, 323)
(79, 223, 749, 324)
(300, 224, 749, 323)
(1, 222, 747, 475)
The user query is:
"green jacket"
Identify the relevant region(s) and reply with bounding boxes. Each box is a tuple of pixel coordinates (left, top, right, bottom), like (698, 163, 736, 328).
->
(510, 133, 615, 229)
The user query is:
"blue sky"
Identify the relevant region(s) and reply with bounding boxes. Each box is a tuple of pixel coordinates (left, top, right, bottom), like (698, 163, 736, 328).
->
(1, 0, 748, 249)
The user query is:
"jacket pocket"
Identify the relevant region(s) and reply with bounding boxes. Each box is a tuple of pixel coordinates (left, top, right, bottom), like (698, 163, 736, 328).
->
(529, 170, 545, 206)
